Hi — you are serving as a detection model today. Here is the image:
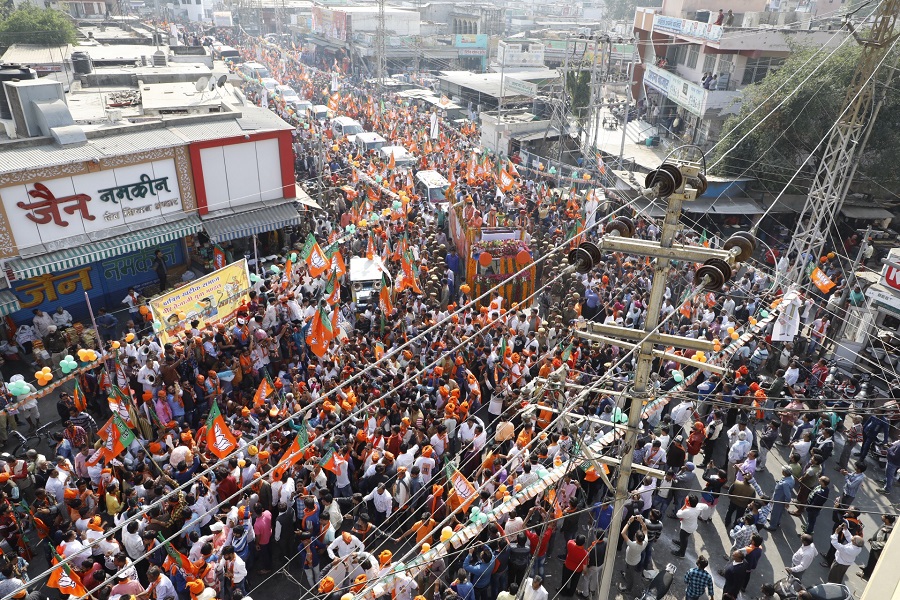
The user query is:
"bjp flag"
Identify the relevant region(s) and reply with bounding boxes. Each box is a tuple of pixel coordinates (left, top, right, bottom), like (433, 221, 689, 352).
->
(272, 432, 305, 481)
(253, 376, 275, 407)
(301, 233, 330, 278)
(306, 304, 334, 358)
(445, 467, 477, 514)
(48, 551, 88, 597)
(206, 400, 237, 459)
(379, 275, 393, 316)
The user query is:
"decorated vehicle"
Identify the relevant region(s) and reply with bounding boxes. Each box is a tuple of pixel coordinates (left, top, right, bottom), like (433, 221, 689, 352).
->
(449, 196, 536, 307)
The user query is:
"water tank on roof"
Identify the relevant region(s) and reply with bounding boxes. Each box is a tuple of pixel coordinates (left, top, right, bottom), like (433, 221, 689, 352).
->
(71, 51, 93, 75)
(0, 64, 38, 120)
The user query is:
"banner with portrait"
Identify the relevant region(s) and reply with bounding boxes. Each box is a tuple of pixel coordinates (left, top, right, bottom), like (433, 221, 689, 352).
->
(149, 259, 250, 344)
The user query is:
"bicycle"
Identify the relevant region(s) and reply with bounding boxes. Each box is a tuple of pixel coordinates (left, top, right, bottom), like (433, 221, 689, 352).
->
(9, 421, 56, 459)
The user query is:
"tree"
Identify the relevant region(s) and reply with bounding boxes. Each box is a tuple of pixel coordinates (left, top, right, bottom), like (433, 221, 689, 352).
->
(710, 41, 900, 196)
(605, 0, 661, 21)
(0, 5, 77, 46)
(566, 70, 591, 127)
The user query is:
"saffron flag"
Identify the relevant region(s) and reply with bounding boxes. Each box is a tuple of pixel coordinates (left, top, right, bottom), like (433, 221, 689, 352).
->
(306, 304, 334, 358)
(810, 267, 836, 293)
(73, 379, 87, 412)
(49, 551, 88, 597)
(320, 448, 338, 473)
(253, 375, 275, 407)
(387, 150, 396, 170)
(324, 270, 341, 305)
(379, 275, 393, 316)
(159, 533, 198, 576)
(301, 233, 330, 278)
(331, 249, 347, 278)
(498, 168, 515, 192)
(206, 400, 237, 459)
(445, 466, 477, 514)
(87, 413, 134, 466)
(272, 431, 305, 482)
(366, 231, 376, 260)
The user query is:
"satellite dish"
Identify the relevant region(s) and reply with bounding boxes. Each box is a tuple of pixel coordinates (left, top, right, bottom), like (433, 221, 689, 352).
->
(195, 77, 210, 92)
(217, 74, 227, 88)
(208, 77, 216, 91)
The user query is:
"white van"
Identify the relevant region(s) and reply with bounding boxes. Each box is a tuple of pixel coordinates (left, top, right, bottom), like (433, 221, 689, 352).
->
(379, 145, 416, 168)
(415, 170, 450, 204)
(239, 61, 270, 80)
(310, 105, 332, 122)
(331, 116, 364, 141)
(350, 256, 390, 308)
(355, 132, 387, 153)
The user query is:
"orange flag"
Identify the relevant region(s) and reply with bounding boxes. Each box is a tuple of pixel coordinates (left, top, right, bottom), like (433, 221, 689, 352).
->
(48, 553, 89, 597)
(366, 232, 376, 260)
(379, 275, 393, 316)
(498, 169, 515, 192)
(253, 376, 274, 407)
(301, 233, 330, 278)
(306, 304, 334, 358)
(272, 432, 304, 482)
(206, 400, 237, 459)
(387, 150, 396, 171)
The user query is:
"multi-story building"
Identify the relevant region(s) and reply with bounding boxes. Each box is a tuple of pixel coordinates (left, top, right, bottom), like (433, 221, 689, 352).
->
(632, 0, 846, 145)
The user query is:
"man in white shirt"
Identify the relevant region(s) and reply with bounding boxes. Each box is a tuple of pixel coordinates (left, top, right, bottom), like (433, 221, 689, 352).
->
(216, 546, 248, 593)
(52, 307, 73, 328)
(363, 483, 393, 526)
(327, 532, 365, 560)
(522, 576, 548, 600)
(828, 525, 864, 584)
(786, 534, 816, 581)
(673, 495, 708, 557)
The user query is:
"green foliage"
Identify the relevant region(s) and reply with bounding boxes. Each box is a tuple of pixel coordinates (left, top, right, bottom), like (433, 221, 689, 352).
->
(0, 5, 77, 46)
(711, 41, 900, 195)
(566, 70, 591, 124)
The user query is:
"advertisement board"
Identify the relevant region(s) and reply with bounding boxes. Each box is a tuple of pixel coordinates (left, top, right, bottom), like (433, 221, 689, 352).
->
(0, 158, 184, 252)
(11, 240, 185, 325)
(150, 259, 250, 343)
(311, 6, 350, 41)
(653, 14, 723, 42)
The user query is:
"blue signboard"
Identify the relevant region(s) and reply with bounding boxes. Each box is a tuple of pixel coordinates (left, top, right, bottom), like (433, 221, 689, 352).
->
(12, 241, 185, 325)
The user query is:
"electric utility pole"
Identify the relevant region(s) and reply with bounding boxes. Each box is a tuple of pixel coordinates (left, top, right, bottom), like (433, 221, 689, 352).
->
(565, 162, 757, 600)
(375, 0, 387, 89)
(784, 0, 900, 284)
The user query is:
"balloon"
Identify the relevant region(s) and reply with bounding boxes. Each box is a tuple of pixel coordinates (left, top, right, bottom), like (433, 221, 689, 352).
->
(86, 350, 97, 361)
(370, 213, 380, 223)
(571, 171, 578, 179)
(760, 310, 769, 318)
(61, 363, 73, 375)
(332, 144, 339, 152)
(730, 331, 740, 340)
(290, 252, 298, 262)
(270, 265, 280, 274)
(478, 252, 493, 267)
(726, 327, 735, 334)
(421, 543, 431, 554)
(440, 527, 453, 543)
(249, 274, 261, 283)
(177, 312, 187, 321)
(111, 341, 120, 349)
(125, 333, 135, 343)
(392, 200, 402, 211)
(749, 317, 757, 325)
(583, 173, 591, 180)
(827, 252, 836, 259)
(820, 256, 828, 263)
(470, 506, 481, 515)
(42, 367, 51, 374)
(549, 166, 557, 174)
(382, 208, 391, 217)
(673, 370, 684, 383)
(516, 250, 532, 266)
(153, 321, 163, 331)
(537, 163, 544, 171)
(77, 349, 88, 361)
(477, 514, 489, 525)
(34, 371, 43, 380)
(375, 175, 383, 183)
(346, 224, 357, 233)
(713, 343, 722, 352)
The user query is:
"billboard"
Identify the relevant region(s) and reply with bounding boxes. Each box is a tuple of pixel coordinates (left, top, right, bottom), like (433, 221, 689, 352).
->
(150, 259, 250, 344)
(311, 6, 350, 41)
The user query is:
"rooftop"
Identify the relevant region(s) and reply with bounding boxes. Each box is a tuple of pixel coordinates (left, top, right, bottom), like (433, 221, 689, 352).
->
(436, 69, 559, 98)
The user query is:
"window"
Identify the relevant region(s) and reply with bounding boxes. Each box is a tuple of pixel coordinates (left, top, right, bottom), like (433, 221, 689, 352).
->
(703, 54, 716, 73)
(716, 53, 734, 74)
(686, 44, 700, 69)
(741, 56, 785, 85)
(674, 44, 687, 66)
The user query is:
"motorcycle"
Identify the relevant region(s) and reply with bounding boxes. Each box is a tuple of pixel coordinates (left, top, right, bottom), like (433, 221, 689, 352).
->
(773, 574, 853, 600)
(639, 563, 676, 600)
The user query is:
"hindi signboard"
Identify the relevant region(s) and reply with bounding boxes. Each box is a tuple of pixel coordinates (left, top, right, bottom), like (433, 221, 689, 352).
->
(149, 259, 251, 344)
(502, 77, 538, 98)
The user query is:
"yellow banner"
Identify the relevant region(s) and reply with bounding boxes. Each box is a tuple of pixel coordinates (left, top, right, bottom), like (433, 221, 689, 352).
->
(149, 259, 251, 344)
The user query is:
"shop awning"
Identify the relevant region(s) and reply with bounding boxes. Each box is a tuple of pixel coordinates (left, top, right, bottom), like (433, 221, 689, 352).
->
(6, 215, 203, 280)
(0, 290, 20, 317)
(294, 186, 324, 211)
(840, 205, 894, 220)
(202, 202, 303, 244)
(712, 197, 764, 215)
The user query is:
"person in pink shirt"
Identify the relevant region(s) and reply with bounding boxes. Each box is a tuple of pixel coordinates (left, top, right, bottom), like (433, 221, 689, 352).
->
(252, 504, 273, 574)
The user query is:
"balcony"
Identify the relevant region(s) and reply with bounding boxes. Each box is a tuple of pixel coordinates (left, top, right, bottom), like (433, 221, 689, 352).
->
(643, 63, 742, 118)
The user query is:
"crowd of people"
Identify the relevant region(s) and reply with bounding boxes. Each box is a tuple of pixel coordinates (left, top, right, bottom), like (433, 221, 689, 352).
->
(0, 24, 896, 600)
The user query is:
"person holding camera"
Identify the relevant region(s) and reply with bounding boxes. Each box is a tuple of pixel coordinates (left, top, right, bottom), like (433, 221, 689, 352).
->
(618, 514, 647, 593)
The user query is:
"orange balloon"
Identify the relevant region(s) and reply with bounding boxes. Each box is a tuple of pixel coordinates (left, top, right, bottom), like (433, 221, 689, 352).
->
(516, 249, 532, 265)
(478, 252, 494, 267)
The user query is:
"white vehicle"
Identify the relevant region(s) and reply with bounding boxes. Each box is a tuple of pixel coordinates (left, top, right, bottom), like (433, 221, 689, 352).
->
(259, 78, 280, 95)
(275, 85, 301, 104)
(331, 116, 364, 141)
(415, 170, 450, 205)
(350, 256, 391, 308)
(379, 145, 416, 168)
(292, 100, 314, 119)
(355, 132, 387, 153)
(310, 104, 332, 122)
(239, 61, 270, 80)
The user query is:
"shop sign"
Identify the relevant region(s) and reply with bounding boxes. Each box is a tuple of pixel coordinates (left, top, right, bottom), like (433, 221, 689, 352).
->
(455, 34, 487, 48)
(653, 14, 723, 42)
(0, 159, 183, 250)
(459, 48, 487, 56)
(881, 263, 900, 294)
(502, 77, 538, 98)
(149, 259, 250, 344)
(11, 241, 184, 323)
(645, 64, 671, 94)
(866, 285, 900, 317)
